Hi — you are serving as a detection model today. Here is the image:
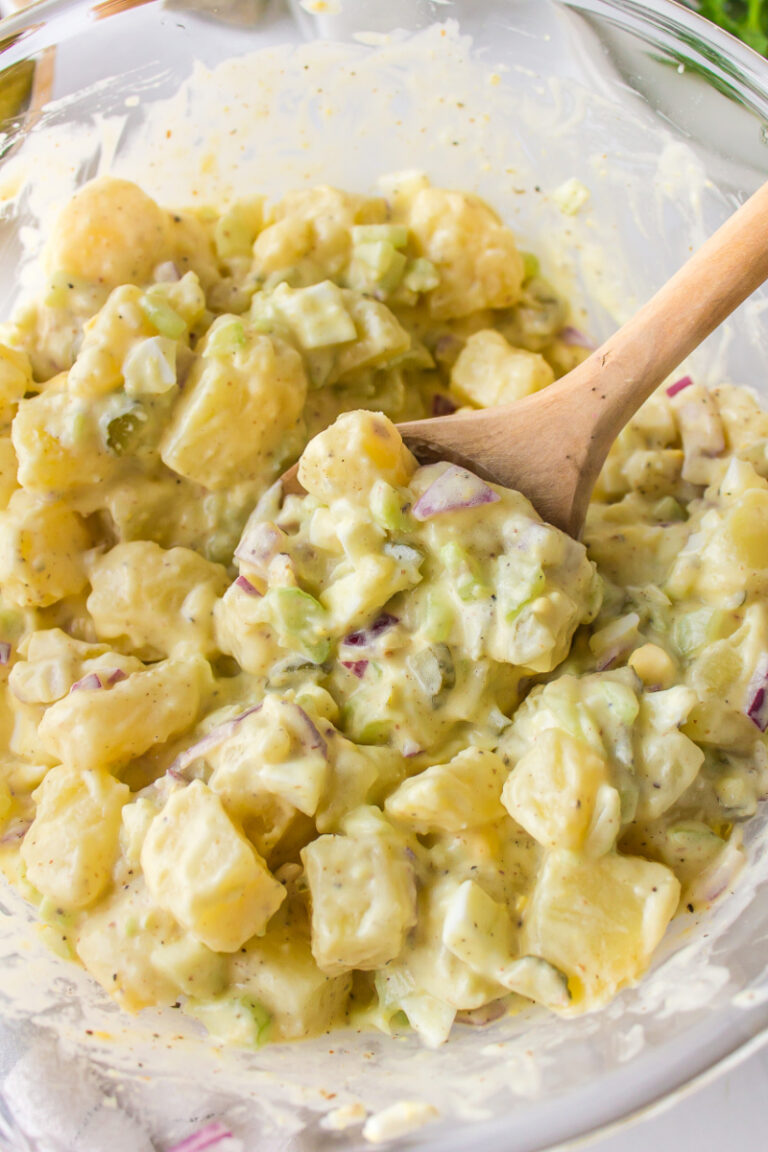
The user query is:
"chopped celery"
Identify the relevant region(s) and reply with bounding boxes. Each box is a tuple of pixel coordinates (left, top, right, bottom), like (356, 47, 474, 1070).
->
(520, 251, 540, 281)
(439, 541, 488, 601)
(352, 241, 407, 294)
(673, 608, 717, 658)
(267, 586, 331, 664)
(352, 223, 409, 248)
(205, 318, 247, 358)
(666, 821, 724, 866)
(423, 588, 455, 643)
(140, 288, 187, 340)
(593, 678, 640, 727)
(105, 407, 148, 456)
(187, 994, 272, 1048)
(408, 644, 454, 697)
(370, 479, 411, 532)
(402, 258, 440, 294)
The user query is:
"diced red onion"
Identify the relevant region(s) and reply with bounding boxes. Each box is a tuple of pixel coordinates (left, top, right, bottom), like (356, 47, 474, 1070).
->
(70, 672, 103, 692)
(291, 703, 327, 757)
(166, 1121, 233, 1152)
(343, 613, 399, 648)
(153, 261, 180, 283)
(401, 739, 422, 758)
(341, 659, 368, 679)
(431, 393, 457, 417)
(666, 375, 693, 398)
(746, 657, 768, 731)
(558, 325, 596, 349)
(234, 522, 284, 572)
(0, 819, 32, 845)
(0, 642, 10, 666)
(234, 575, 261, 597)
(107, 668, 128, 685)
(413, 465, 500, 521)
(434, 334, 460, 358)
(168, 704, 263, 776)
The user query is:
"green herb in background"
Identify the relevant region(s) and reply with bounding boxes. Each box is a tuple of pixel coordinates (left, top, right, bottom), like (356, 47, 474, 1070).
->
(697, 0, 768, 56)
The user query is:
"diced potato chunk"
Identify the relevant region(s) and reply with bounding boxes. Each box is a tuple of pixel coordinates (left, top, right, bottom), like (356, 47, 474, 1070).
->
(12, 390, 119, 493)
(522, 850, 680, 1009)
(385, 749, 506, 833)
(451, 330, 554, 407)
(0, 436, 18, 508)
(46, 177, 172, 288)
(141, 780, 286, 952)
(0, 491, 89, 607)
(75, 879, 182, 1010)
(87, 541, 228, 660)
(160, 329, 307, 490)
(22, 765, 129, 909)
(207, 695, 329, 818)
(228, 900, 352, 1041)
(0, 343, 32, 430)
(38, 656, 209, 772)
(406, 187, 524, 318)
(301, 807, 416, 974)
(502, 729, 620, 856)
(299, 410, 416, 503)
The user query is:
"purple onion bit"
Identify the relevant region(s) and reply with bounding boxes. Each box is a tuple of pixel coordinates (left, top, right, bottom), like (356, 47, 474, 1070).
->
(70, 672, 103, 693)
(107, 668, 128, 685)
(0, 818, 32, 845)
(666, 375, 694, 398)
(166, 1121, 233, 1152)
(290, 702, 328, 757)
(343, 613, 399, 649)
(168, 704, 263, 777)
(746, 659, 768, 731)
(234, 575, 261, 597)
(234, 522, 284, 573)
(431, 393, 457, 417)
(412, 464, 500, 521)
(341, 659, 368, 680)
(558, 325, 596, 349)
(0, 642, 10, 666)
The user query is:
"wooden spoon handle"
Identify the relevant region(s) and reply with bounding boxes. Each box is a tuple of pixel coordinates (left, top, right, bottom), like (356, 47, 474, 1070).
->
(557, 178, 768, 445)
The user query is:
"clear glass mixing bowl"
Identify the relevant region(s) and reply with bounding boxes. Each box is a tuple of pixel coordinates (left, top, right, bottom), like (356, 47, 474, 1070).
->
(0, 2, 767, 1150)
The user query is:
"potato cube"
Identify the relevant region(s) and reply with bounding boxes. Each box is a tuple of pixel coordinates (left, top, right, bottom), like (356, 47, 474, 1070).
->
(46, 177, 172, 288)
(0, 491, 89, 607)
(406, 187, 524, 318)
(385, 749, 506, 833)
(298, 410, 416, 503)
(12, 390, 119, 494)
(141, 780, 286, 952)
(301, 807, 416, 974)
(451, 330, 554, 407)
(228, 900, 352, 1041)
(21, 765, 129, 909)
(161, 330, 307, 490)
(503, 729, 620, 856)
(0, 343, 32, 430)
(87, 541, 228, 660)
(75, 879, 181, 1010)
(522, 850, 680, 1009)
(38, 656, 209, 772)
(0, 436, 17, 508)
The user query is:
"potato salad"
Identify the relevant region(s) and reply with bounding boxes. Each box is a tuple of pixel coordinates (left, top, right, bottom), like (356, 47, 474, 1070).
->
(0, 173, 765, 1050)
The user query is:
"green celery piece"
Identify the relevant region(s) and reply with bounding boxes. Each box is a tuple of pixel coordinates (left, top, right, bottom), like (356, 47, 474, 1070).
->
(402, 258, 440, 293)
(140, 289, 187, 340)
(439, 541, 488, 601)
(370, 479, 411, 532)
(423, 587, 455, 642)
(520, 251, 540, 281)
(206, 318, 247, 357)
(268, 586, 330, 664)
(352, 223, 409, 248)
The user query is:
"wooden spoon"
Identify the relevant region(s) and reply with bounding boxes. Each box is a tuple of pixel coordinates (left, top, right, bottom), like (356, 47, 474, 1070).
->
(283, 180, 768, 536)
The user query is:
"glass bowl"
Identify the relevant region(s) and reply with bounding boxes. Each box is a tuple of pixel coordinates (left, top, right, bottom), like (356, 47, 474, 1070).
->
(1, 1, 768, 1149)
